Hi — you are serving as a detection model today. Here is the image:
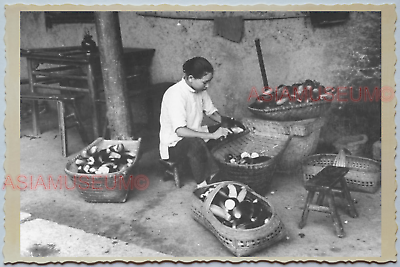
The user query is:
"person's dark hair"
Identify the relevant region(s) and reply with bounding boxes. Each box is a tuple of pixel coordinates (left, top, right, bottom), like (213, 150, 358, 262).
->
(183, 57, 214, 79)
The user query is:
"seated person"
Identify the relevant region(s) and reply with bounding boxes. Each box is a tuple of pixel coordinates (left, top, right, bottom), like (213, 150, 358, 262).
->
(159, 56, 234, 188)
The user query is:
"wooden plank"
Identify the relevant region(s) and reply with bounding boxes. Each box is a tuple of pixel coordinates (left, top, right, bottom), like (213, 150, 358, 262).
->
(33, 83, 89, 93)
(136, 11, 309, 20)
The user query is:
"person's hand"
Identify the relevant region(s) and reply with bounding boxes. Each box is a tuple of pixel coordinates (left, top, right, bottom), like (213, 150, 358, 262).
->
(221, 116, 235, 128)
(212, 127, 230, 140)
(221, 116, 245, 130)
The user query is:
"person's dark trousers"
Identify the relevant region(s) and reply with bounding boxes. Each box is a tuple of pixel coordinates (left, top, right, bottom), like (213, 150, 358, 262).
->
(168, 137, 219, 184)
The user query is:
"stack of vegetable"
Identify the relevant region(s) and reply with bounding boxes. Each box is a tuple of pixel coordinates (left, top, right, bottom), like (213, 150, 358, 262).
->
(196, 184, 273, 229)
(74, 143, 136, 174)
(252, 79, 337, 110)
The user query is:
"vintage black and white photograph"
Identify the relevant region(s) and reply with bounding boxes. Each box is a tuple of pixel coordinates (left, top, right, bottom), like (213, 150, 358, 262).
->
(5, 5, 395, 262)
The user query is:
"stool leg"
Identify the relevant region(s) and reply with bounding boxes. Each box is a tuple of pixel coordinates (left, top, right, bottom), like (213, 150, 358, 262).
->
(316, 192, 325, 206)
(326, 191, 345, 238)
(339, 178, 358, 218)
(57, 101, 67, 157)
(299, 190, 315, 229)
(72, 100, 89, 144)
(173, 166, 180, 188)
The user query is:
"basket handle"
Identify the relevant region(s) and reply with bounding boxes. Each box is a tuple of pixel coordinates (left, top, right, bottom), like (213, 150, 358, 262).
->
(203, 182, 228, 211)
(203, 181, 250, 211)
(203, 182, 276, 215)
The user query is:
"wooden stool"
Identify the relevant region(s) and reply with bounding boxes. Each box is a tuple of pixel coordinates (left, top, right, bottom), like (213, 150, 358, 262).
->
(298, 166, 358, 238)
(159, 159, 181, 188)
(20, 93, 88, 157)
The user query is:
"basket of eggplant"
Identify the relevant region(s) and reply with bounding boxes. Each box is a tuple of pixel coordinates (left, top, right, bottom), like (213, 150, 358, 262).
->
(65, 137, 141, 203)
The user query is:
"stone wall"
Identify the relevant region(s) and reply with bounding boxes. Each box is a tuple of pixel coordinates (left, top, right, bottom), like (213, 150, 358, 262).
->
(20, 11, 381, 146)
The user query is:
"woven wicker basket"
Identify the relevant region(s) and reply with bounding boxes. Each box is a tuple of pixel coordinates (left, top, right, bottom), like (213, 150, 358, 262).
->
(372, 140, 381, 161)
(248, 100, 332, 121)
(278, 117, 325, 170)
(65, 137, 142, 203)
(211, 130, 291, 194)
(302, 154, 381, 194)
(242, 117, 324, 138)
(191, 181, 286, 257)
(333, 134, 368, 156)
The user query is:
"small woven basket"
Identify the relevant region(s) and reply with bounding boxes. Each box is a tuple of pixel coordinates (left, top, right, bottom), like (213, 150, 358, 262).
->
(333, 134, 368, 156)
(248, 100, 332, 121)
(302, 154, 381, 194)
(65, 137, 142, 203)
(191, 181, 286, 257)
(211, 130, 291, 194)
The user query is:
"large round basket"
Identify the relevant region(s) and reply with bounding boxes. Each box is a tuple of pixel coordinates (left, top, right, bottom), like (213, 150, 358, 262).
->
(211, 130, 291, 194)
(279, 117, 325, 170)
(242, 117, 325, 171)
(65, 137, 142, 203)
(302, 154, 381, 194)
(191, 181, 286, 257)
(248, 100, 332, 121)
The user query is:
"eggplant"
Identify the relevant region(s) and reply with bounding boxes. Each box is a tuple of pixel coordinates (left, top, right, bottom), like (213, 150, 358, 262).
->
(89, 146, 98, 155)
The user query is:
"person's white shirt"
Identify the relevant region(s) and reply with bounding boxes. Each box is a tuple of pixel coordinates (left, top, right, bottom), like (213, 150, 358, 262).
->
(159, 78, 218, 159)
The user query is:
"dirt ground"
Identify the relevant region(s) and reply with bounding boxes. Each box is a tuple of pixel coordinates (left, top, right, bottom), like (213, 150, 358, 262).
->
(19, 108, 381, 259)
